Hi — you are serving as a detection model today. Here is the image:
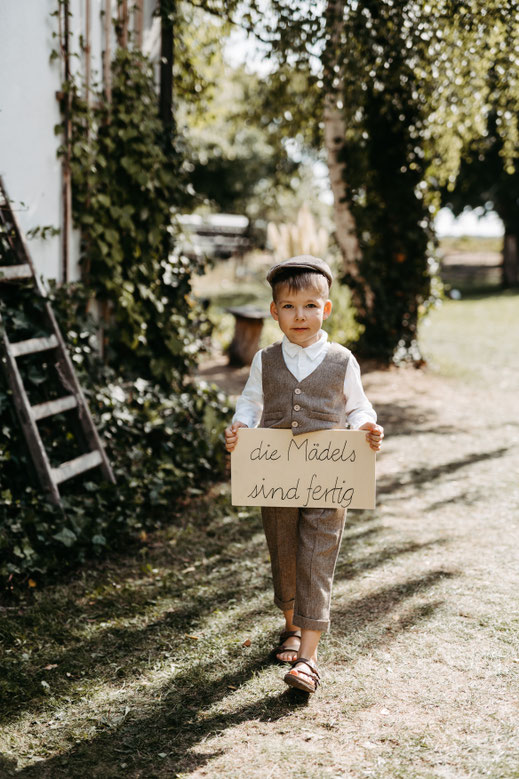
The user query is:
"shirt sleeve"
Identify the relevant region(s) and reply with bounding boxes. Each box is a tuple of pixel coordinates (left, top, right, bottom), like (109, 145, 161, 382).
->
(344, 354, 377, 429)
(232, 349, 264, 428)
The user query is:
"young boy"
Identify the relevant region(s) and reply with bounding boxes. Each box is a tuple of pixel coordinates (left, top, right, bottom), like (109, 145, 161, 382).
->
(225, 255, 383, 694)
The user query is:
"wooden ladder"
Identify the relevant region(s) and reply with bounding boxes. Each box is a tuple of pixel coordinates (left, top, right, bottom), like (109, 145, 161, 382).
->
(0, 176, 115, 505)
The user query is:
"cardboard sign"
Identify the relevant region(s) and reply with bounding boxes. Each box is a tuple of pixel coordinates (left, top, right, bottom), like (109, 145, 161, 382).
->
(231, 428, 375, 510)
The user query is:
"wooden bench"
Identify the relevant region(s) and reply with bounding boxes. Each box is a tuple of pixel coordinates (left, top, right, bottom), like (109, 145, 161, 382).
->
(226, 305, 269, 366)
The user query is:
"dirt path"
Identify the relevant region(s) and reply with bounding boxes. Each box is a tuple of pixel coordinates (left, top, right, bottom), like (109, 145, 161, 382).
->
(192, 341, 519, 777)
(1, 296, 518, 778)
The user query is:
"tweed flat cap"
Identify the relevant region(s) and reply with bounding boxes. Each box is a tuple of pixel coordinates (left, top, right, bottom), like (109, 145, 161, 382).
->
(266, 254, 333, 286)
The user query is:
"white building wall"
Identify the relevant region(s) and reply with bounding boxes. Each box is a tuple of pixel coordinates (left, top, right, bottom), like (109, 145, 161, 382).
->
(0, 0, 68, 282)
(0, 0, 157, 284)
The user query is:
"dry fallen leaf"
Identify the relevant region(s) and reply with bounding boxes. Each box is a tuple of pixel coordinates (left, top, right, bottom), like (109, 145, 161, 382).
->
(242, 638, 252, 647)
(28, 579, 37, 588)
(184, 634, 200, 640)
(227, 685, 237, 690)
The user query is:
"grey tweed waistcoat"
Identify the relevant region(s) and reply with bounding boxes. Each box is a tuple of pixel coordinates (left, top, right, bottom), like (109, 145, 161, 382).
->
(260, 341, 350, 436)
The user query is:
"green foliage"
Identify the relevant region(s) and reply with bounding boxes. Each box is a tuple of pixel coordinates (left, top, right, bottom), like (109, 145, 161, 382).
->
(63, 46, 210, 390)
(232, 1, 439, 360)
(424, 1, 519, 189)
(431, 6, 519, 283)
(0, 283, 231, 582)
(180, 63, 307, 222)
(0, 15, 234, 584)
(324, 278, 364, 347)
(442, 110, 519, 225)
(173, 1, 232, 123)
(236, 0, 519, 358)
(330, 1, 437, 359)
(440, 67, 519, 246)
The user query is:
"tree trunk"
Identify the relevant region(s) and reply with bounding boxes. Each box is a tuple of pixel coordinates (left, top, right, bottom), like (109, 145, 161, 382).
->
(502, 231, 519, 286)
(116, 0, 129, 48)
(323, 98, 361, 269)
(134, 0, 144, 49)
(322, 0, 373, 311)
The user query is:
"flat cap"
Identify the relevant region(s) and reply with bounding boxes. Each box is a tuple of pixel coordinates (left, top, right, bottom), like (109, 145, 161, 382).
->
(266, 254, 333, 286)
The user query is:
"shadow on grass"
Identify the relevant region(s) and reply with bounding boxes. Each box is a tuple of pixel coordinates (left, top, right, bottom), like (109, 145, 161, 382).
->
(0, 492, 447, 732)
(0, 497, 268, 723)
(426, 490, 483, 512)
(0, 488, 457, 778)
(335, 538, 447, 581)
(333, 570, 453, 636)
(371, 399, 460, 438)
(11, 645, 310, 779)
(10, 571, 452, 779)
(1, 506, 382, 726)
(377, 447, 510, 498)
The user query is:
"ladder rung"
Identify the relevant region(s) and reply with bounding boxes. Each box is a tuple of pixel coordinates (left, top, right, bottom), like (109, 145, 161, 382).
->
(32, 395, 78, 421)
(0, 264, 32, 280)
(52, 450, 103, 485)
(10, 335, 59, 358)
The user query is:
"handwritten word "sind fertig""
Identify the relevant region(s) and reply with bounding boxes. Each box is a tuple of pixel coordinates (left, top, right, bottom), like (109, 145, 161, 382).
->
(249, 437, 356, 464)
(247, 475, 354, 508)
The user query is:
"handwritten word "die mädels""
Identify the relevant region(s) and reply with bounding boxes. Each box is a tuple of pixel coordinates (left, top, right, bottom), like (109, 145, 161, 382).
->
(249, 436, 356, 464)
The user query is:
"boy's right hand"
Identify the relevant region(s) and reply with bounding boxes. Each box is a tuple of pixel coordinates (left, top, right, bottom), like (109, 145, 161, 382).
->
(224, 421, 248, 452)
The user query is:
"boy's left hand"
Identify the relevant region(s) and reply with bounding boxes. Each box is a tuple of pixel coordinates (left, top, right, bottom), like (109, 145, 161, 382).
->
(359, 422, 384, 452)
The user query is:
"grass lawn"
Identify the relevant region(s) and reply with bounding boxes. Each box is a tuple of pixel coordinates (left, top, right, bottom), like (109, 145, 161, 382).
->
(419, 289, 519, 389)
(1, 288, 518, 778)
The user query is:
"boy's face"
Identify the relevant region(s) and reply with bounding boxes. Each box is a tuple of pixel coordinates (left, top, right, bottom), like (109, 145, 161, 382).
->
(270, 284, 332, 348)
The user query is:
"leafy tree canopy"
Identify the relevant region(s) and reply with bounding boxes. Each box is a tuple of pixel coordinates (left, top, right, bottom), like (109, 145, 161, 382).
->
(227, 0, 519, 355)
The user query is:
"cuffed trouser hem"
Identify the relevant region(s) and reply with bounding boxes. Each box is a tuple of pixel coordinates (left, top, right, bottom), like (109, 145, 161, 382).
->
(274, 594, 295, 611)
(293, 613, 330, 632)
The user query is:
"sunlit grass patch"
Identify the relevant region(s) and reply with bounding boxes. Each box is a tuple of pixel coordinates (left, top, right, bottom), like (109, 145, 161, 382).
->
(419, 289, 519, 386)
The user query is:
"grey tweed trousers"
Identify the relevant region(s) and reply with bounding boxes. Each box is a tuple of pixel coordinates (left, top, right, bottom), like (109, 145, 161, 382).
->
(261, 506, 346, 632)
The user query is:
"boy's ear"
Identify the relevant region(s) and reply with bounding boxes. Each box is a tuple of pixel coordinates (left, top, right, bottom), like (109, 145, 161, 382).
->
(323, 299, 332, 320)
(270, 300, 279, 321)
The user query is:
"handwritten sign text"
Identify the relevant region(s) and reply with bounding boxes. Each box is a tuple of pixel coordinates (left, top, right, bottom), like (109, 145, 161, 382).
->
(231, 428, 375, 509)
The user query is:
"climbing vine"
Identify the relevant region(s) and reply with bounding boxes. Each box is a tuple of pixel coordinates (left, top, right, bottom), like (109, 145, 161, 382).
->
(59, 45, 211, 388)
(0, 9, 231, 585)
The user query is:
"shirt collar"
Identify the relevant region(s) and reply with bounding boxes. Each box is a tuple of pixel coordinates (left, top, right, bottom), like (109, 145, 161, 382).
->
(282, 330, 328, 360)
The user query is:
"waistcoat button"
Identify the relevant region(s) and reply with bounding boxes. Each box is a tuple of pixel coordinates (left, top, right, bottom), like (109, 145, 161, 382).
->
(291, 420, 299, 428)
(294, 387, 302, 395)
(293, 404, 301, 411)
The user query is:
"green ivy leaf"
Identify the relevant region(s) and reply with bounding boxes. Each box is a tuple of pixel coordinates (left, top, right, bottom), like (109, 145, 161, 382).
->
(52, 527, 77, 547)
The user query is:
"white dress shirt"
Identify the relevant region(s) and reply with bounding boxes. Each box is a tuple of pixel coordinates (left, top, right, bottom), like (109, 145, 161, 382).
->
(233, 330, 377, 430)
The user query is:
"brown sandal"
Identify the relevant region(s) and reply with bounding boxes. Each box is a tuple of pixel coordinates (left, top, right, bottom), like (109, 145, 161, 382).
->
(283, 657, 321, 693)
(271, 630, 302, 663)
